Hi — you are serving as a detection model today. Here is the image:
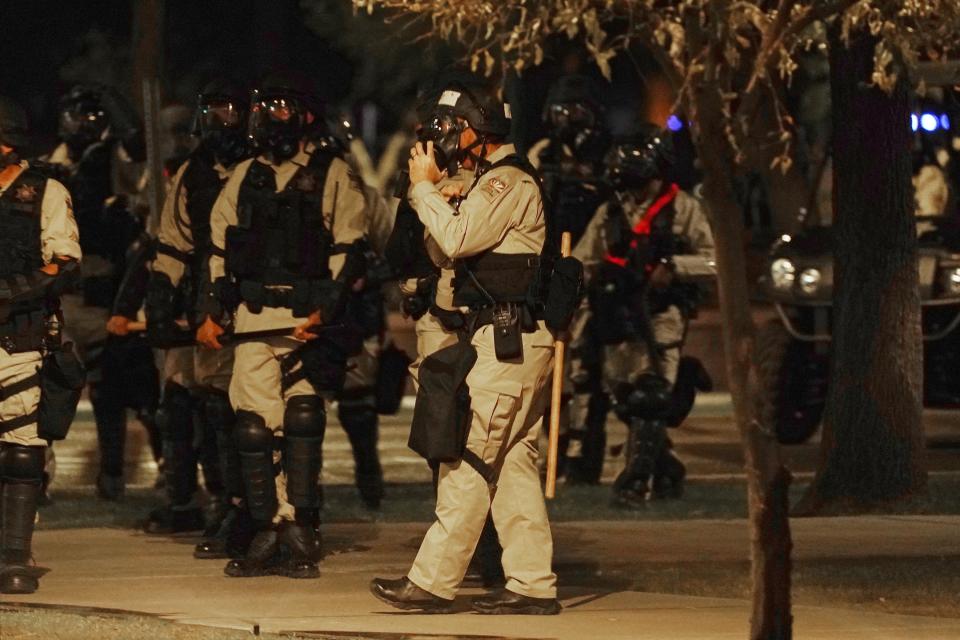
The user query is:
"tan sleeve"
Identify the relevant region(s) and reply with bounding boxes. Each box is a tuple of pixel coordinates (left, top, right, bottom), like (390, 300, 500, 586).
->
(363, 184, 395, 255)
(208, 159, 248, 282)
(672, 191, 716, 281)
(153, 161, 192, 286)
(408, 166, 528, 258)
(572, 201, 609, 275)
(40, 179, 82, 263)
(325, 157, 368, 279)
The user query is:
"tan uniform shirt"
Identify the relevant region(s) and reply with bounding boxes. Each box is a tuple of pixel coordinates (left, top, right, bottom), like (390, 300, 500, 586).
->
(154, 158, 232, 286)
(574, 187, 716, 281)
(0, 163, 81, 447)
(208, 145, 368, 332)
(409, 145, 545, 260)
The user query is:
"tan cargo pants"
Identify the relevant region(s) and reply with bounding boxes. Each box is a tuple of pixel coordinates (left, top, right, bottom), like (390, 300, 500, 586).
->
(408, 321, 557, 600)
(228, 336, 321, 523)
(0, 349, 43, 447)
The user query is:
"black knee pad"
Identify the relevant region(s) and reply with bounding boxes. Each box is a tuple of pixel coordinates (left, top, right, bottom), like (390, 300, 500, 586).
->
(159, 381, 194, 442)
(202, 388, 236, 431)
(614, 374, 673, 422)
(235, 410, 278, 522)
(0, 444, 45, 484)
(203, 389, 242, 500)
(283, 395, 326, 510)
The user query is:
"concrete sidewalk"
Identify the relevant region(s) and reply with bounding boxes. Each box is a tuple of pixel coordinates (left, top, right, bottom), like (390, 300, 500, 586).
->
(5, 517, 959, 639)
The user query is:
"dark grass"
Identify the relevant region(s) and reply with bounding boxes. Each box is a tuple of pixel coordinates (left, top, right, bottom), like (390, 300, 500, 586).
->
(37, 475, 960, 531)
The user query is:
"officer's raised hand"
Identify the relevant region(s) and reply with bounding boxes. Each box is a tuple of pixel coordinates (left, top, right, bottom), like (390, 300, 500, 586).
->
(409, 141, 445, 186)
(197, 315, 225, 350)
(293, 309, 323, 341)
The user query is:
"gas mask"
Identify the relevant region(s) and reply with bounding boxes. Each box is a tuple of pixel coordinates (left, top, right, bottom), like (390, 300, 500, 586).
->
(59, 104, 108, 157)
(418, 111, 490, 176)
(605, 139, 663, 192)
(547, 102, 598, 148)
(197, 101, 248, 166)
(248, 94, 308, 162)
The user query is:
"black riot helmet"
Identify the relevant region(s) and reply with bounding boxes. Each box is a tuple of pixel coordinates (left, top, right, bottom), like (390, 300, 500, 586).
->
(605, 124, 675, 191)
(248, 70, 324, 162)
(58, 85, 109, 154)
(195, 77, 249, 166)
(418, 73, 512, 174)
(0, 96, 28, 167)
(543, 75, 605, 149)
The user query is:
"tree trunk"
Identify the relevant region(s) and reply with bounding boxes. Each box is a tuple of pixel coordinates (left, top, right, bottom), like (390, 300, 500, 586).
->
(797, 27, 927, 514)
(691, 86, 793, 640)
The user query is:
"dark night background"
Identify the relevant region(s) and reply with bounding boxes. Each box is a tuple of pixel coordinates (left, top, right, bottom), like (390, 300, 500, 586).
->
(0, 0, 680, 162)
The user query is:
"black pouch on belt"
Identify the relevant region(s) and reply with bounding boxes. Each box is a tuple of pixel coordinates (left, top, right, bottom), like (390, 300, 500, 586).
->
(408, 341, 478, 463)
(492, 302, 523, 361)
(38, 342, 87, 441)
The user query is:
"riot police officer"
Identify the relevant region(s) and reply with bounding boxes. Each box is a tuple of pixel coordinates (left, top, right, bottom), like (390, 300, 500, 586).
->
(528, 75, 612, 484)
(573, 125, 716, 506)
(45, 84, 157, 500)
(371, 76, 562, 615)
(197, 71, 368, 579)
(0, 97, 82, 594)
(110, 79, 254, 547)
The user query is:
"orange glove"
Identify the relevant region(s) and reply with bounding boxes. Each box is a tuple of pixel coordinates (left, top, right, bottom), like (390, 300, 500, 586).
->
(196, 315, 225, 350)
(106, 315, 131, 336)
(293, 310, 323, 341)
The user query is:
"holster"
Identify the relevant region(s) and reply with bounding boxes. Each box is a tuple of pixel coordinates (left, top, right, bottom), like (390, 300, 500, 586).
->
(408, 341, 477, 464)
(37, 342, 87, 441)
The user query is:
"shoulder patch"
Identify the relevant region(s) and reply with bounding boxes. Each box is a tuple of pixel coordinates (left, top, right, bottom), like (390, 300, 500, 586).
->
(13, 182, 39, 203)
(480, 175, 509, 199)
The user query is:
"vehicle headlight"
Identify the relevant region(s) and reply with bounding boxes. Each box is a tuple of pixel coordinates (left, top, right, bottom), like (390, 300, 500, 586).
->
(798, 268, 822, 294)
(770, 258, 796, 290)
(943, 267, 960, 295)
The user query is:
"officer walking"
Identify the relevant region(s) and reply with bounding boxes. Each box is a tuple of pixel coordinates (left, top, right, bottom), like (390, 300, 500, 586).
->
(574, 125, 716, 506)
(109, 79, 254, 548)
(371, 77, 561, 615)
(197, 71, 368, 579)
(0, 97, 82, 594)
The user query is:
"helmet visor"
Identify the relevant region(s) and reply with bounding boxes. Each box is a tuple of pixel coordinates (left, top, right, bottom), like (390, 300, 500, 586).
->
(59, 108, 107, 137)
(547, 102, 596, 130)
(198, 101, 244, 132)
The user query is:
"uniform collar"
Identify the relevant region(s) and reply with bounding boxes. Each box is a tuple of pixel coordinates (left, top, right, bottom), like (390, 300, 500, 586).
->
(484, 143, 516, 166)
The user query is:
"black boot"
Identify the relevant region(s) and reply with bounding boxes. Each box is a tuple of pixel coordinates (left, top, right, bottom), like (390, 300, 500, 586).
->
(472, 589, 561, 615)
(464, 516, 504, 588)
(194, 504, 256, 559)
(652, 445, 687, 499)
(1, 444, 45, 595)
(223, 525, 284, 577)
(369, 577, 453, 613)
(613, 418, 667, 508)
(145, 381, 201, 534)
(279, 520, 320, 579)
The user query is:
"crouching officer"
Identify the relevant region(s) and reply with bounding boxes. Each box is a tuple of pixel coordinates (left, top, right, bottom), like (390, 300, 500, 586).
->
(574, 125, 716, 507)
(371, 77, 566, 615)
(0, 97, 83, 594)
(115, 79, 254, 550)
(197, 71, 367, 579)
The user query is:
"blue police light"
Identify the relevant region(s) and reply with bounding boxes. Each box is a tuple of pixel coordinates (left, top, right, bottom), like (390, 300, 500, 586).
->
(920, 113, 939, 132)
(941, 114, 951, 130)
(911, 114, 919, 131)
(667, 114, 683, 131)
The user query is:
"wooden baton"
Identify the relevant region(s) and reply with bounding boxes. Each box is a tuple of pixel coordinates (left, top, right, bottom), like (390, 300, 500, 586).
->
(545, 231, 572, 499)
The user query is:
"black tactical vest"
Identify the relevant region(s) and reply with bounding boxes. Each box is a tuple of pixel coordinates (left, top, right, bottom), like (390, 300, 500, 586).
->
(225, 150, 336, 308)
(181, 148, 224, 255)
(63, 143, 114, 259)
(0, 167, 50, 349)
(451, 155, 548, 310)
